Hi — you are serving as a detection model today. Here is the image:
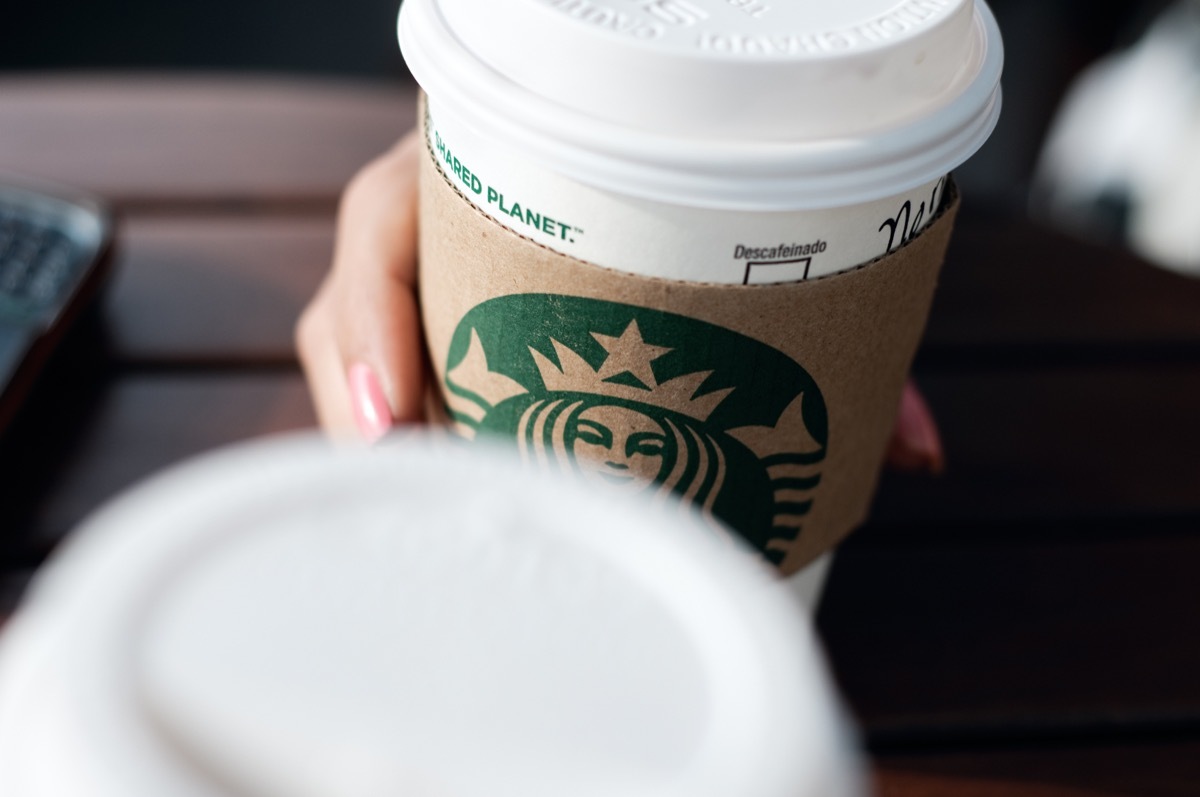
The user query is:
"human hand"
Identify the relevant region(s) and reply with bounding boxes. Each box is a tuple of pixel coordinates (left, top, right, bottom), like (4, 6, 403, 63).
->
(296, 129, 945, 473)
(297, 130, 426, 439)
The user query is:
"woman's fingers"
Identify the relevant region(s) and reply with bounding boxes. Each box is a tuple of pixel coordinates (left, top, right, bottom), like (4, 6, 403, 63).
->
(296, 274, 356, 436)
(885, 379, 945, 474)
(296, 130, 425, 440)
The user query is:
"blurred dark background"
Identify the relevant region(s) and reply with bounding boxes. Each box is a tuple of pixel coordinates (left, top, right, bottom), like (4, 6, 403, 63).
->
(2, 0, 411, 79)
(0, 0, 1177, 210)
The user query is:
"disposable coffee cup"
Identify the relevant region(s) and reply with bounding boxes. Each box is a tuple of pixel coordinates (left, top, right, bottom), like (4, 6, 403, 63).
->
(0, 434, 865, 796)
(399, 0, 1003, 575)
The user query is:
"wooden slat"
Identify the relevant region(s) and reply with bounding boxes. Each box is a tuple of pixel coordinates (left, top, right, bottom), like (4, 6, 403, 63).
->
(928, 205, 1200, 355)
(875, 740, 1200, 797)
(13, 374, 316, 548)
(0, 75, 416, 206)
(867, 365, 1200, 528)
(106, 215, 333, 362)
(818, 536, 1200, 735)
(4, 77, 1199, 358)
(105, 215, 1200, 367)
(19, 350, 1196, 547)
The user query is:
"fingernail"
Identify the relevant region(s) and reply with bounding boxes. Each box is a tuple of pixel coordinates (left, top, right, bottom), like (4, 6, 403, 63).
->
(891, 382, 945, 474)
(348, 363, 393, 443)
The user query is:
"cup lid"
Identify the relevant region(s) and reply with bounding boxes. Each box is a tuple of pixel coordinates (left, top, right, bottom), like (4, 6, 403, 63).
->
(0, 434, 864, 797)
(399, 0, 1003, 208)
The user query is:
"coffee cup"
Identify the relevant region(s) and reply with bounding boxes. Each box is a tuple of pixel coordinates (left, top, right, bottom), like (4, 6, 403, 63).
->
(0, 434, 866, 796)
(399, 0, 1003, 576)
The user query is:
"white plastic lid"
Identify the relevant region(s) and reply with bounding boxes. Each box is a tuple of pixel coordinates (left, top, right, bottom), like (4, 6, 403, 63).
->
(0, 434, 864, 797)
(398, 0, 1003, 209)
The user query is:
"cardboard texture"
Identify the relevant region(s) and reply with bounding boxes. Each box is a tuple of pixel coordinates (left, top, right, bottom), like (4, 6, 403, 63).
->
(417, 123, 959, 575)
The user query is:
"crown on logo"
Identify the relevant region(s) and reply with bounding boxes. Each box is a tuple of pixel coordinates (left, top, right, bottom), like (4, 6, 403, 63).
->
(529, 320, 733, 421)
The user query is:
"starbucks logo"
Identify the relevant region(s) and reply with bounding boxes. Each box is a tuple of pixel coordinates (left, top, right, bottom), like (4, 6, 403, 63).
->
(443, 294, 828, 566)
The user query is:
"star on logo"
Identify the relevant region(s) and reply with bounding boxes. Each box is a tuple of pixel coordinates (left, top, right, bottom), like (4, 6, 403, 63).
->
(592, 320, 671, 389)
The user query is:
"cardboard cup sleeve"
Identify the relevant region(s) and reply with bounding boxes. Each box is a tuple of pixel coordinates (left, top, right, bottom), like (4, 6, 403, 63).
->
(417, 127, 959, 576)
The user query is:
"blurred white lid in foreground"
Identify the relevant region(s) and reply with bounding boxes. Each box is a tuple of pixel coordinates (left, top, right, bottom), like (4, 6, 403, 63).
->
(0, 434, 864, 797)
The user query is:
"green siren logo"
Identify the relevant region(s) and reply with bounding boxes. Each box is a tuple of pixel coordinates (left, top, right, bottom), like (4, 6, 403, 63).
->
(443, 294, 828, 567)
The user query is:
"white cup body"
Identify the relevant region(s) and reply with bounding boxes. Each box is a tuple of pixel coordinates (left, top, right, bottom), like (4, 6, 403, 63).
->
(429, 98, 949, 282)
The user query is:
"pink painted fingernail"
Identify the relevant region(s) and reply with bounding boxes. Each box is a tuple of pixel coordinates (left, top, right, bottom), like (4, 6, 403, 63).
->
(891, 382, 945, 474)
(348, 363, 393, 443)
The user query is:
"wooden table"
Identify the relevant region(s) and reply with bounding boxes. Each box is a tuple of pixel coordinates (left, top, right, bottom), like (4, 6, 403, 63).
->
(2, 75, 1199, 795)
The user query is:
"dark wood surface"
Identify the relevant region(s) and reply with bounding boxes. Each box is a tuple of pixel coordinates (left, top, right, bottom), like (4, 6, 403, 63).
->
(2, 74, 1198, 795)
